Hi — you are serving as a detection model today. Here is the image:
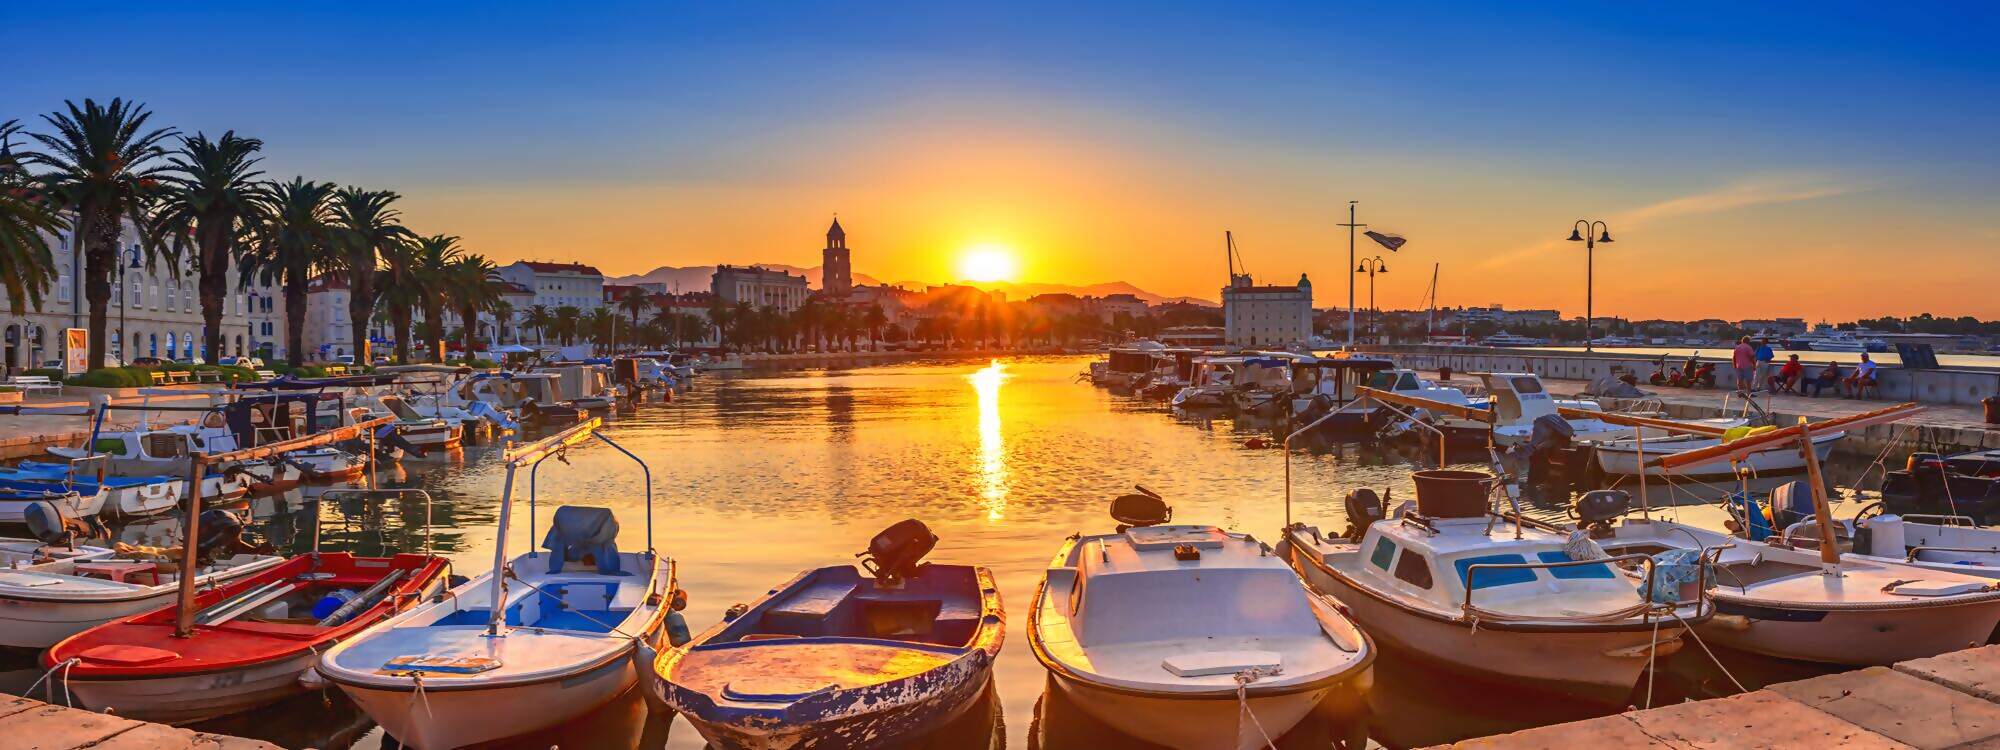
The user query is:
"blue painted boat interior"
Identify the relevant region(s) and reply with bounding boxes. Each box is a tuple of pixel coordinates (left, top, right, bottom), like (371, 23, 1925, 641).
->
(715, 565, 983, 648)
(436, 581, 630, 633)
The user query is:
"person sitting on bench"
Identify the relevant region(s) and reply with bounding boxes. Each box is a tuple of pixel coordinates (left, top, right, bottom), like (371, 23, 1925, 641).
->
(1802, 361, 1840, 397)
(1844, 354, 1878, 398)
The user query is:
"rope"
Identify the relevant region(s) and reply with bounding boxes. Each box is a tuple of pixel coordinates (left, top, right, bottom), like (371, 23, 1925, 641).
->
(410, 672, 435, 718)
(1644, 616, 1660, 709)
(1671, 610, 1747, 693)
(1233, 666, 1282, 750)
(28, 657, 79, 707)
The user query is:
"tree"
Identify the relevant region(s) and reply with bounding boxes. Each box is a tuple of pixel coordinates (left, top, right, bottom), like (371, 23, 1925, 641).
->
(489, 299, 514, 345)
(581, 308, 616, 354)
(444, 254, 502, 360)
(552, 305, 581, 346)
(410, 235, 461, 361)
(331, 187, 413, 365)
(241, 178, 337, 367)
(22, 98, 177, 369)
(864, 304, 887, 351)
(615, 292, 652, 351)
(523, 304, 552, 347)
(152, 131, 267, 365)
(707, 297, 734, 352)
(0, 120, 65, 316)
(376, 235, 433, 363)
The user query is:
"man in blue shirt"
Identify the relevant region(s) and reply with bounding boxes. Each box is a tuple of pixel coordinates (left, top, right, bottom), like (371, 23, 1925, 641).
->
(1753, 339, 1776, 393)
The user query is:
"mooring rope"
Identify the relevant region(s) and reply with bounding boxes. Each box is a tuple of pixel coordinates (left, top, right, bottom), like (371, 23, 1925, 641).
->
(27, 657, 80, 707)
(1233, 666, 1282, 750)
(503, 569, 635, 638)
(1671, 610, 1747, 693)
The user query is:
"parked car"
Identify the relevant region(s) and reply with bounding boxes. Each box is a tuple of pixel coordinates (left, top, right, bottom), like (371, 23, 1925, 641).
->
(218, 356, 264, 368)
(333, 354, 356, 365)
(173, 357, 205, 366)
(128, 357, 165, 368)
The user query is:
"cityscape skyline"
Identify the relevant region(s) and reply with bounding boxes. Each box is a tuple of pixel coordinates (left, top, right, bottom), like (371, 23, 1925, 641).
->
(6, 2, 1995, 321)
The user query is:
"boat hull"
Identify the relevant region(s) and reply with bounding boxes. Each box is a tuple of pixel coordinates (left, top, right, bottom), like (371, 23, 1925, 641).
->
(65, 650, 316, 724)
(1592, 432, 1840, 481)
(339, 648, 639, 750)
(0, 558, 286, 649)
(1699, 596, 2000, 665)
(671, 656, 991, 750)
(1279, 535, 1678, 704)
(1051, 671, 1328, 750)
(0, 490, 108, 522)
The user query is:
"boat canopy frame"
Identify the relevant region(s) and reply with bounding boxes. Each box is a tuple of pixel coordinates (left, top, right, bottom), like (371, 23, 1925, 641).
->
(489, 417, 654, 636)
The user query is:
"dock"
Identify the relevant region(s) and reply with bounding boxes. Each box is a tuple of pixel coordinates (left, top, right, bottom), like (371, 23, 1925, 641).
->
(0, 390, 218, 461)
(1437, 645, 2000, 749)
(0, 694, 279, 750)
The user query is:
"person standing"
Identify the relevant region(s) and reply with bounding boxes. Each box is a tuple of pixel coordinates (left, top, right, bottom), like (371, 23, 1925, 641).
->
(1753, 339, 1775, 392)
(1732, 336, 1756, 394)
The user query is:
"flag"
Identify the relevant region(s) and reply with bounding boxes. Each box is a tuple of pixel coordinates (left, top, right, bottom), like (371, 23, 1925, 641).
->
(1364, 230, 1407, 252)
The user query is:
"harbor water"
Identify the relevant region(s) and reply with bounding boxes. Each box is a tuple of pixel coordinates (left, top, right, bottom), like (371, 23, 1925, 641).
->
(1, 356, 1893, 749)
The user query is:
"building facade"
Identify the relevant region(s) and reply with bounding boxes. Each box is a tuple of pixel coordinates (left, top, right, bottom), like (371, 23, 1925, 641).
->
(1, 221, 283, 370)
(496, 261, 604, 311)
(822, 218, 852, 298)
(1221, 272, 1312, 346)
(712, 265, 810, 312)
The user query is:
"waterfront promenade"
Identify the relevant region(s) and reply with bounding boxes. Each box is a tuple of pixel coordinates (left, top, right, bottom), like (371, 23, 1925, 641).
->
(1440, 645, 2000, 749)
(0, 693, 276, 750)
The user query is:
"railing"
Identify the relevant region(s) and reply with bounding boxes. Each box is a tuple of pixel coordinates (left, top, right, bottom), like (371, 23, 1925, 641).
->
(1907, 544, 2000, 562)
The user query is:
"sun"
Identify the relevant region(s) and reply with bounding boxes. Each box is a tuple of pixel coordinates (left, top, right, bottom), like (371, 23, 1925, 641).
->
(958, 244, 1019, 283)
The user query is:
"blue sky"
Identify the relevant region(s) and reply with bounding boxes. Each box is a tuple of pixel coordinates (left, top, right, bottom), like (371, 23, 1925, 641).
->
(4, 2, 1996, 317)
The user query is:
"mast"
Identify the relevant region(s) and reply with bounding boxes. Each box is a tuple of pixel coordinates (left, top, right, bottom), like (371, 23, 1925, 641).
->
(1338, 202, 1364, 348)
(1424, 263, 1439, 337)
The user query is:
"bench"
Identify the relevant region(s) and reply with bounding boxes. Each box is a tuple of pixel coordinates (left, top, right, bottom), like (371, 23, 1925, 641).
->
(324, 365, 350, 376)
(149, 371, 169, 386)
(4, 375, 62, 395)
(195, 370, 223, 383)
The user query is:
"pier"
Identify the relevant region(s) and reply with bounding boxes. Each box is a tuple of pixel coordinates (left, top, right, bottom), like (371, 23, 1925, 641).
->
(0, 694, 277, 750)
(1439, 645, 2000, 749)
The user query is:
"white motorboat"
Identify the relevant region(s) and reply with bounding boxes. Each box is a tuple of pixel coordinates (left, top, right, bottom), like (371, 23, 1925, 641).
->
(1, 537, 114, 572)
(1733, 488, 2000, 578)
(0, 463, 182, 520)
(289, 446, 369, 482)
(537, 363, 618, 411)
(1170, 356, 1241, 409)
(1031, 489, 1373, 750)
(0, 550, 286, 649)
(318, 419, 678, 749)
(1278, 471, 1705, 704)
(363, 394, 464, 451)
(0, 487, 107, 523)
(1478, 372, 1741, 446)
(1480, 331, 1548, 347)
(1092, 347, 1160, 389)
(1590, 428, 1845, 481)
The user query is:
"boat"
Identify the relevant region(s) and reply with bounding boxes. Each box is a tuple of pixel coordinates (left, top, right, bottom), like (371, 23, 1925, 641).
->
(1286, 353, 1398, 436)
(1033, 488, 1374, 750)
(362, 394, 464, 451)
(2, 503, 114, 572)
(1588, 426, 1845, 482)
(1479, 330, 1548, 347)
(1277, 470, 1703, 703)
(1879, 449, 2000, 523)
(1171, 356, 1242, 409)
(0, 485, 108, 523)
(1731, 484, 2000, 578)
(0, 461, 182, 520)
(658, 520, 1004, 749)
(1585, 405, 2000, 666)
(318, 418, 678, 749)
(537, 363, 618, 411)
(1476, 372, 1740, 447)
(47, 550, 450, 724)
(1090, 345, 1163, 389)
(0, 528, 286, 649)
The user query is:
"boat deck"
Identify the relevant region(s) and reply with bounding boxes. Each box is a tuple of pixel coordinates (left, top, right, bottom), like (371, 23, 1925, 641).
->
(1435, 644, 2000, 749)
(0, 694, 278, 749)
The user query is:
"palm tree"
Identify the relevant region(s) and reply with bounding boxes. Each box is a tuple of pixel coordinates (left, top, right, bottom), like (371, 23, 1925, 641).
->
(443, 254, 502, 360)
(0, 120, 65, 317)
(489, 299, 514, 345)
(152, 131, 266, 364)
(408, 235, 461, 361)
(706, 298, 734, 352)
(240, 178, 337, 367)
(22, 98, 177, 369)
(615, 292, 651, 352)
(523, 304, 552, 347)
(376, 235, 431, 363)
(331, 187, 413, 365)
(864, 304, 888, 351)
(552, 305, 581, 347)
(580, 308, 616, 354)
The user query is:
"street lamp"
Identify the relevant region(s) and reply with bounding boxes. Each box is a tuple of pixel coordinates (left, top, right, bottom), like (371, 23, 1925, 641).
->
(1356, 256, 1388, 344)
(1566, 220, 1612, 352)
(118, 248, 140, 364)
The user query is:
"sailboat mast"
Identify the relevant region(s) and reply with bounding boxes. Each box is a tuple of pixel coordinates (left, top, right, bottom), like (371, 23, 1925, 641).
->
(1425, 263, 1439, 337)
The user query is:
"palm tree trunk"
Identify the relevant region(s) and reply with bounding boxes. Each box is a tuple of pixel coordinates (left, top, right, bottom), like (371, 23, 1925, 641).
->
(422, 301, 445, 361)
(460, 305, 478, 360)
(284, 276, 309, 368)
(390, 302, 413, 363)
(82, 208, 118, 370)
(347, 266, 374, 365)
(198, 230, 229, 364)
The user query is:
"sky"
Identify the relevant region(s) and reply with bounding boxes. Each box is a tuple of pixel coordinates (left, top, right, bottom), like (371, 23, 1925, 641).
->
(4, 2, 1997, 320)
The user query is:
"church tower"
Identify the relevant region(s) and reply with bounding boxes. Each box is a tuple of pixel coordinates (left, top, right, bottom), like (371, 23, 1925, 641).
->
(823, 217, 852, 298)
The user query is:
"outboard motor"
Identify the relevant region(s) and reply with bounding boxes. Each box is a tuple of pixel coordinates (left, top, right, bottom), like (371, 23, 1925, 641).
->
(859, 519, 937, 585)
(1769, 480, 1817, 529)
(1505, 414, 1575, 497)
(23, 500, 97, 548)
(1570, 490, 1632, 538)
(1109, 485, 1171, 532)
(1341, 488, 1388, 541)
(194, 509, 271, 563)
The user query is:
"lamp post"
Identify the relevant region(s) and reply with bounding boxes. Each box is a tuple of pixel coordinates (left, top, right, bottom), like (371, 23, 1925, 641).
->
(118, 248, 140, 365)
(1567, 220, 1613, 352)
(1356, 256, 1388, 344)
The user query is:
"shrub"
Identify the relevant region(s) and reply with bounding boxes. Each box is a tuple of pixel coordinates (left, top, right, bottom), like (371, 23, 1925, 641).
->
(24, 367, 65, 380)
(65, 367, 147, 388)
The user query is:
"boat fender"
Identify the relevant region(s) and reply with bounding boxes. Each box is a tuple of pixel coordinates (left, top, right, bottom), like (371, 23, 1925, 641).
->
(298, 666, 327, 691)
(1709, 614, 1752, 631)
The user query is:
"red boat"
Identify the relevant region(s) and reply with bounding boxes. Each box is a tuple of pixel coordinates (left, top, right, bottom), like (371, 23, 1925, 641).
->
(45, 551, 450, 724)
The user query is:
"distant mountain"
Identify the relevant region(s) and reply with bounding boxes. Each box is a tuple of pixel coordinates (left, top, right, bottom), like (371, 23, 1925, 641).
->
(608, 264, 1214, 307)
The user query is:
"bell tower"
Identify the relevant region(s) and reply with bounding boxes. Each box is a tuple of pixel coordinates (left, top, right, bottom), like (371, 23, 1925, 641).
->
(823, 217, 852, 297)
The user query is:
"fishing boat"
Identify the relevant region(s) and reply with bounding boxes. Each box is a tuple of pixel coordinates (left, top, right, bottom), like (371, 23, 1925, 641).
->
(1880, 449, 2000, 523)
(1287, 354, 1398, 436)
(1091, 346, 1163, 389)
(2, 503, 114, 571)
(1278, 470, 1704, 704)
(318, 418, 678, 750)
(1716, 485, 2000, 578)
(0, 463, 182, 520)
(1587, 427, 1844, 482)
(47, 550, 450, 724)
(1587, 405, 2000, 666)
(363, 394, 464, 451)
(658, 520, 1004, 749)
(537, 363, 618, 411)
(1034, 489, 1374, 750)
(1171, 356, 1241, 409)
(0, 528, 286, 649)
(0, 486, 108, 523)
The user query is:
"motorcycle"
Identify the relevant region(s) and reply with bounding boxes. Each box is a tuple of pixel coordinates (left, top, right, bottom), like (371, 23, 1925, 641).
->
(1648, 353, 1717, 389)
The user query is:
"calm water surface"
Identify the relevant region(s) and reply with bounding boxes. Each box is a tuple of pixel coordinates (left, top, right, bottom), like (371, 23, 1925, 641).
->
(2, 356, 1895, 748)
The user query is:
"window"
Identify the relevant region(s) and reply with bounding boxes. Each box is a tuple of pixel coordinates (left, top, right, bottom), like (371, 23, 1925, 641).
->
(1536, 551, 1615, 580)
(1454, 553, 1536, 589)
(1393, 551, 1434, 589)
(1512, 377, 1544, 394)
(1369, 537, 1397, 570)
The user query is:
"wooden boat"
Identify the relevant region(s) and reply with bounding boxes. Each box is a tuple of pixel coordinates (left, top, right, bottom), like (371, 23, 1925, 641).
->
(1586, 405, 2000, 665)
(47, 551, 449, 724)
(0, 486, 106, 523)
(0, 463, 182, 519)
(1035, 490, 1373, 750)
(318, 419, 678, 750)
(658, 520, 1004, 750)
(0, 545, 285, 649)
(1278, 471, 1703, 704)
(1588, 428, 1844, 481)
(290, 446, 368, 482)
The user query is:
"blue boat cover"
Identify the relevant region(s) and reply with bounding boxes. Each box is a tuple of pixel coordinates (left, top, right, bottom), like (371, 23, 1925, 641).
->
(543, 506, 624, 575)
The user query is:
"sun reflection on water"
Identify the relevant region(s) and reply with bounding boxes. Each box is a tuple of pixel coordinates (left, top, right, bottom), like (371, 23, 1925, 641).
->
(970, 359, 1009, 521)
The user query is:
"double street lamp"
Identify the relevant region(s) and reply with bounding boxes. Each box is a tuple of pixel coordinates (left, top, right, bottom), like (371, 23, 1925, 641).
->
(1567, 220, 1613, 352)
(1356, 256, 1388, 343)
